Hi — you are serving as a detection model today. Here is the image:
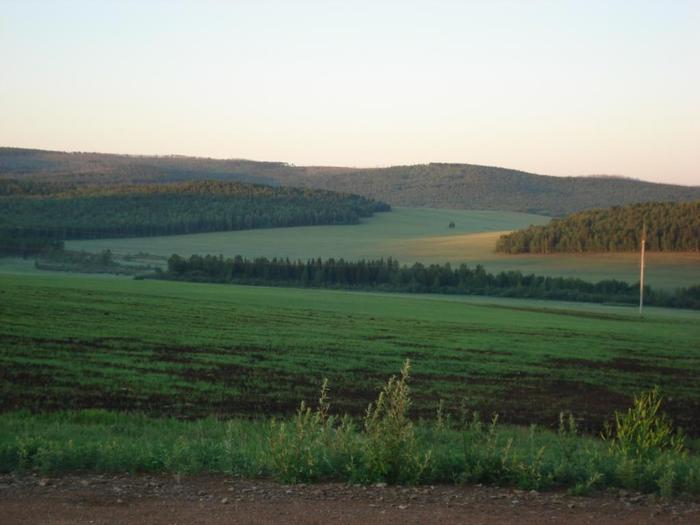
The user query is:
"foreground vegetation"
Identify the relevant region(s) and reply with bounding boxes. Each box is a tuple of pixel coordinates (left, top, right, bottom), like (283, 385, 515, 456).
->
(2, 272, 699, 435)
(159, 253, 700, 309)
(498, 201, 700, 254)
(1, 366, 698, 496)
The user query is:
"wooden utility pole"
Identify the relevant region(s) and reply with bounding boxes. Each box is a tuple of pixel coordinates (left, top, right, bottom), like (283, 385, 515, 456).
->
(639, 223, 646, 316)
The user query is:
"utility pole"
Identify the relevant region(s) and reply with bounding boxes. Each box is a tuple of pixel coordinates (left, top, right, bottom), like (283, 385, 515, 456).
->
(639, 223, 646, 316)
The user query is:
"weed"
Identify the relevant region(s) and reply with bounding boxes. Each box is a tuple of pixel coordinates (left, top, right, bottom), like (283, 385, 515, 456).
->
(268, 379, 335, 482)
(1, 374, 699, 497)
(603, 387, 685, 460)
(362, 359, 431, 484)
(568, 472, 603, 496)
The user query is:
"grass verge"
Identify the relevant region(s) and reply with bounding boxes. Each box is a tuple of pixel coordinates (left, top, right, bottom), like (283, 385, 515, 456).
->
(2, 366, 699, 497)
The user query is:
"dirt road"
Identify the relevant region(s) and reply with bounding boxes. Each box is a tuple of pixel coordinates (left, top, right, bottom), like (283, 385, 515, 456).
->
(1, 474, 698, 524)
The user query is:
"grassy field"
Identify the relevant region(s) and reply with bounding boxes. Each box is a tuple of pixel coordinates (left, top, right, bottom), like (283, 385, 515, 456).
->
(66, 207, 700, 290)
(2, 272, 699, 435)
(67, 207, 546, 262)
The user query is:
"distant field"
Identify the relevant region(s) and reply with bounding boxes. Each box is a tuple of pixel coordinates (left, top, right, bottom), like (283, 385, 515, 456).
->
(2, 272, 699, 434)
(399, 233, 700, 290)
(68, 207, 547, 262)
(67, 207, 700, 289)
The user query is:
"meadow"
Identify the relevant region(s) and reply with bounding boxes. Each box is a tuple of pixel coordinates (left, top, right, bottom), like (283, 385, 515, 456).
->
(2, 272, 699, 435)
(67, 207, 700, 290)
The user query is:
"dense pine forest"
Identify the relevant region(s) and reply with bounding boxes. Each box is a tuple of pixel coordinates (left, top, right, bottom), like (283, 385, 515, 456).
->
(3, 148, 700, 216)
(158, 253, 700, 309)
(0, 180, 389, 255)
(496, 201, 700, 254)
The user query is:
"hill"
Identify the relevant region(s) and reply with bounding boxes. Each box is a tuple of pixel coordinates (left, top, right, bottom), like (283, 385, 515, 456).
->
(279, 164, 700, 216)
(496, 201, 700, 254)
(0, 147, 289, 187)
(2, 148, 700, 216)
(0, 179, 389, 255)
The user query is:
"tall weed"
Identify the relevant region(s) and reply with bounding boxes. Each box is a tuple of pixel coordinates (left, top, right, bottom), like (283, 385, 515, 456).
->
(362, 360, 430, 483)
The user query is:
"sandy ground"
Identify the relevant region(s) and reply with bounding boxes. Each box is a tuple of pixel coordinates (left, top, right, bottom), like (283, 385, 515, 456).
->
(1, 474, 699, 524)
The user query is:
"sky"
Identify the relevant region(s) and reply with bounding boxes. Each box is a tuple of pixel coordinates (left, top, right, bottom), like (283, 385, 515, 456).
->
(1, 0, 698, 185)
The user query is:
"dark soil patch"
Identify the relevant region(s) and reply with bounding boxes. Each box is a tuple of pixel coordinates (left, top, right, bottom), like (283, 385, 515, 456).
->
(489, 304, 636, 322)
(365, 335, 397, 341)
(460, 348, 513, 356)
(548, 357, 696, 378)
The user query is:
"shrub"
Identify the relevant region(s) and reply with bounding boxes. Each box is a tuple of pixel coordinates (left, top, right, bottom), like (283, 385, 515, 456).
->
(603, 387, 685, 460)
(362, 359, 430, 483)
(268, 379, 335, 482)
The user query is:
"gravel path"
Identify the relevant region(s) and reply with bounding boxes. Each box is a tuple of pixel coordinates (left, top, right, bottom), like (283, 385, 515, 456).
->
(1, 474, 699, 524)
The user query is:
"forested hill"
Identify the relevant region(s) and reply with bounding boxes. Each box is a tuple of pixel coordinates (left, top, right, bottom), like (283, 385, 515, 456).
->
(3, 148, 700, 216)
(0, 180, 389, 249)
(496, 201, 700, 254)
(0, 147, 289, 187)
(280, 165, 700, 217)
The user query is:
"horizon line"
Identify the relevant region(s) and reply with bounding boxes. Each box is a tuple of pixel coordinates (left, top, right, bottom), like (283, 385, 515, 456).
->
(1, 144, 697, 188)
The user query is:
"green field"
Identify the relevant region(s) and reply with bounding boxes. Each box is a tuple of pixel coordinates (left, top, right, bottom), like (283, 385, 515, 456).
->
(67, 207, 546, 262)
(2, 272, 699, 435)
(67, 207, 700, 289)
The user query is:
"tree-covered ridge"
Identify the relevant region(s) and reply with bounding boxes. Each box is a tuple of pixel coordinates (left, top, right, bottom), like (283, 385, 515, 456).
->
(0, 180, 390, 244)
(3, 148, 700, 216)
(0, 147, 289, 186)
(496, 201, 700, 254)
(159, 253, 700, 310)
(281, 164, 700, 217)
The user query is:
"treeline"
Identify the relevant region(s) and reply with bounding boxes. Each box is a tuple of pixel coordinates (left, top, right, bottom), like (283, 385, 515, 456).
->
(0, 180, 390, 248)
(0, 232, 63, 258)
(159, 254, 700, 310)
(0, 147, 291, 187)
(34, 249, 153, 276)
(497, 201, 700, 254)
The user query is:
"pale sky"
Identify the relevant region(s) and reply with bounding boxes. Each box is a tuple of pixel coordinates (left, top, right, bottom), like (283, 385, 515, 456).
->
(1, 0, 698, 185)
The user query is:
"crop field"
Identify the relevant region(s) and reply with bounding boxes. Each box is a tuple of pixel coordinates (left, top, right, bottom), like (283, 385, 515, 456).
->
(67, 207, 700, 290)
(2, 272, 699, 435)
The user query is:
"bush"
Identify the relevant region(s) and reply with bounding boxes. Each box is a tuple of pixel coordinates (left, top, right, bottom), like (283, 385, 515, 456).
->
(362, 360, 430, 483)
(604, 387, 685, 460)
(267, 379, 360, 483)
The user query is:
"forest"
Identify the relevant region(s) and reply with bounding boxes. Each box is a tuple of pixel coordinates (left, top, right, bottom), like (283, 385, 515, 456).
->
(0, 180, 389, 252)
(496, 201, 700, 254)
(3, 147, 700, 216)
(158, 253, 700, 309)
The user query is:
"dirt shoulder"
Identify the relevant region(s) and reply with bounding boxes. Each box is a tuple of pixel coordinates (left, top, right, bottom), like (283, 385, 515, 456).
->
(1, 473, 698, 524)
